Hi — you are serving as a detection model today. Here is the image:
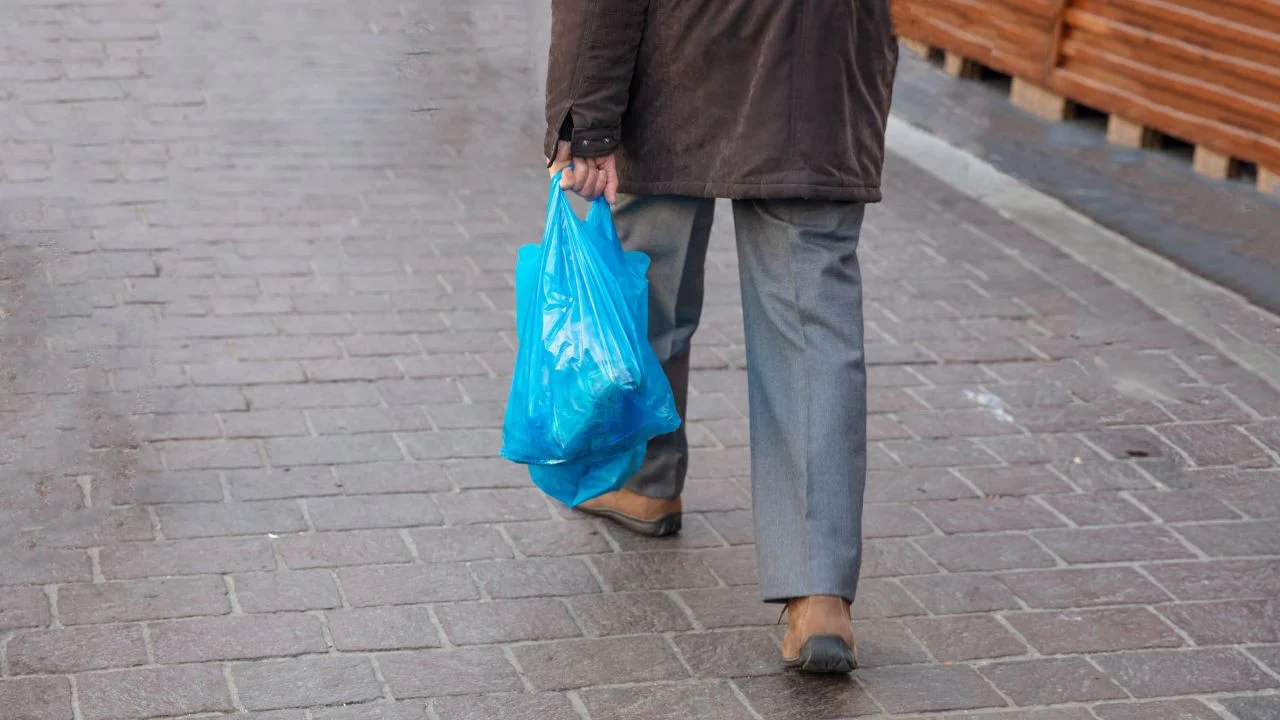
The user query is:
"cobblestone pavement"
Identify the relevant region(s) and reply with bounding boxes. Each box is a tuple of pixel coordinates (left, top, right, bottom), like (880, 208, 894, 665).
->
(1, 1, 1279, 719)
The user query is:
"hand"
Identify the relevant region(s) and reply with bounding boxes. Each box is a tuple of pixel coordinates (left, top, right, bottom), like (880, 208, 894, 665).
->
(548, 140, 619, 204)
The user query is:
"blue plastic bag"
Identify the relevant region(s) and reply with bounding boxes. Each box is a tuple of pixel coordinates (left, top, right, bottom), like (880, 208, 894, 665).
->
(527, 444, 647, 508)
(501, 175, 680, 506)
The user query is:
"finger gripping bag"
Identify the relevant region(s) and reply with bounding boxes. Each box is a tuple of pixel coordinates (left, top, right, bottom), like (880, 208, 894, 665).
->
(501, 175, 680, 506)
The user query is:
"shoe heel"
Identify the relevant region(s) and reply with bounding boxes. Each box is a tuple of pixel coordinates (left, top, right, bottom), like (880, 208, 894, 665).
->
(652, 513, 682, 537)
(796, 635, 857, 674)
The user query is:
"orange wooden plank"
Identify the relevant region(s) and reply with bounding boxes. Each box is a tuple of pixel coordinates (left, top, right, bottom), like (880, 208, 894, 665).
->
(911, 0, 1054, 50)
(997, 0, 1065, 20)
(1065, 8, 1280, 98)
(947, 0, 1059, 33)
(1120, 0, 1280, 34)
(894, 0, 1057, 77)
(1062, 21, 1280, 116)
(1069, 0, 1279, 60)
(1207, 0, 1280, 25)
(908, 14, 1048, 79)
(1059, 42, 1280, 135)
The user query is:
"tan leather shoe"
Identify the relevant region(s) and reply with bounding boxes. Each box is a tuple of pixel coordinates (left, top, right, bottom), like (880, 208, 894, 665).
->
(576, 488, 682, 537)
(781, 595, 858, 673)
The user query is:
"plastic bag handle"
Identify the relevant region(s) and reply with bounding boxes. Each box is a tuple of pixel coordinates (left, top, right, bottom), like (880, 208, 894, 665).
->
(546, 171, 623, 267)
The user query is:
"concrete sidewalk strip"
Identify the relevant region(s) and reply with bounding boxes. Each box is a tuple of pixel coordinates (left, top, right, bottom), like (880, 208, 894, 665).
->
(0, 0, 1277, 718)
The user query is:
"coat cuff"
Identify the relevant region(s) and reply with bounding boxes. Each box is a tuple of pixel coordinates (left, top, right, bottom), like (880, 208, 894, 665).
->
(570, 127, 620, 158)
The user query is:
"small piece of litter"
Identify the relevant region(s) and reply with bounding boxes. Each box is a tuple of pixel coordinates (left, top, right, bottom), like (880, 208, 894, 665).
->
(962, 389, 1016, 424)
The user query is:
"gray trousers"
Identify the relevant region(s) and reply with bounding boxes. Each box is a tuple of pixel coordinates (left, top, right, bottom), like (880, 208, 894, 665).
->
(614, 195, 868, 604)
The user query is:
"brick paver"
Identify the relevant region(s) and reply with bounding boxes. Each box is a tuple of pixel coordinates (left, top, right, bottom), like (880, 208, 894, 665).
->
(1, 0, 1278, 718)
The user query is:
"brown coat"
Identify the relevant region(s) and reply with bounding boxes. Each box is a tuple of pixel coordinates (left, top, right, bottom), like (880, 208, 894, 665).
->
(545, 0, 899, 202)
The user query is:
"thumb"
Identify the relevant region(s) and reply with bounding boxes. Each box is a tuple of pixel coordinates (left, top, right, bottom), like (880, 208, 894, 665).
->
(548, 141, 572, 178)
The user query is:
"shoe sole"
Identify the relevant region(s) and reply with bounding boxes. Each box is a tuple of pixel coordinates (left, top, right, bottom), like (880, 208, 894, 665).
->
(785, 635, 858, 674)
(577, 507, 682, 537)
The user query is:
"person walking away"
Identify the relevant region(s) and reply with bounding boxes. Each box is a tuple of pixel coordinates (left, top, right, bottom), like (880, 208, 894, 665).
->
(544, 0, 898, 673)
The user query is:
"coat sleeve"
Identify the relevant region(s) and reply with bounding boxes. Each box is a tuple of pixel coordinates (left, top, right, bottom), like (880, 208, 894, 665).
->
(544, 0, 648, 162)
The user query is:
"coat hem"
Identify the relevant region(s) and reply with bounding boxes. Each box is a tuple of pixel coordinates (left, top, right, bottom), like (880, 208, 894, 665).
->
(617, 178, 882, 203)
